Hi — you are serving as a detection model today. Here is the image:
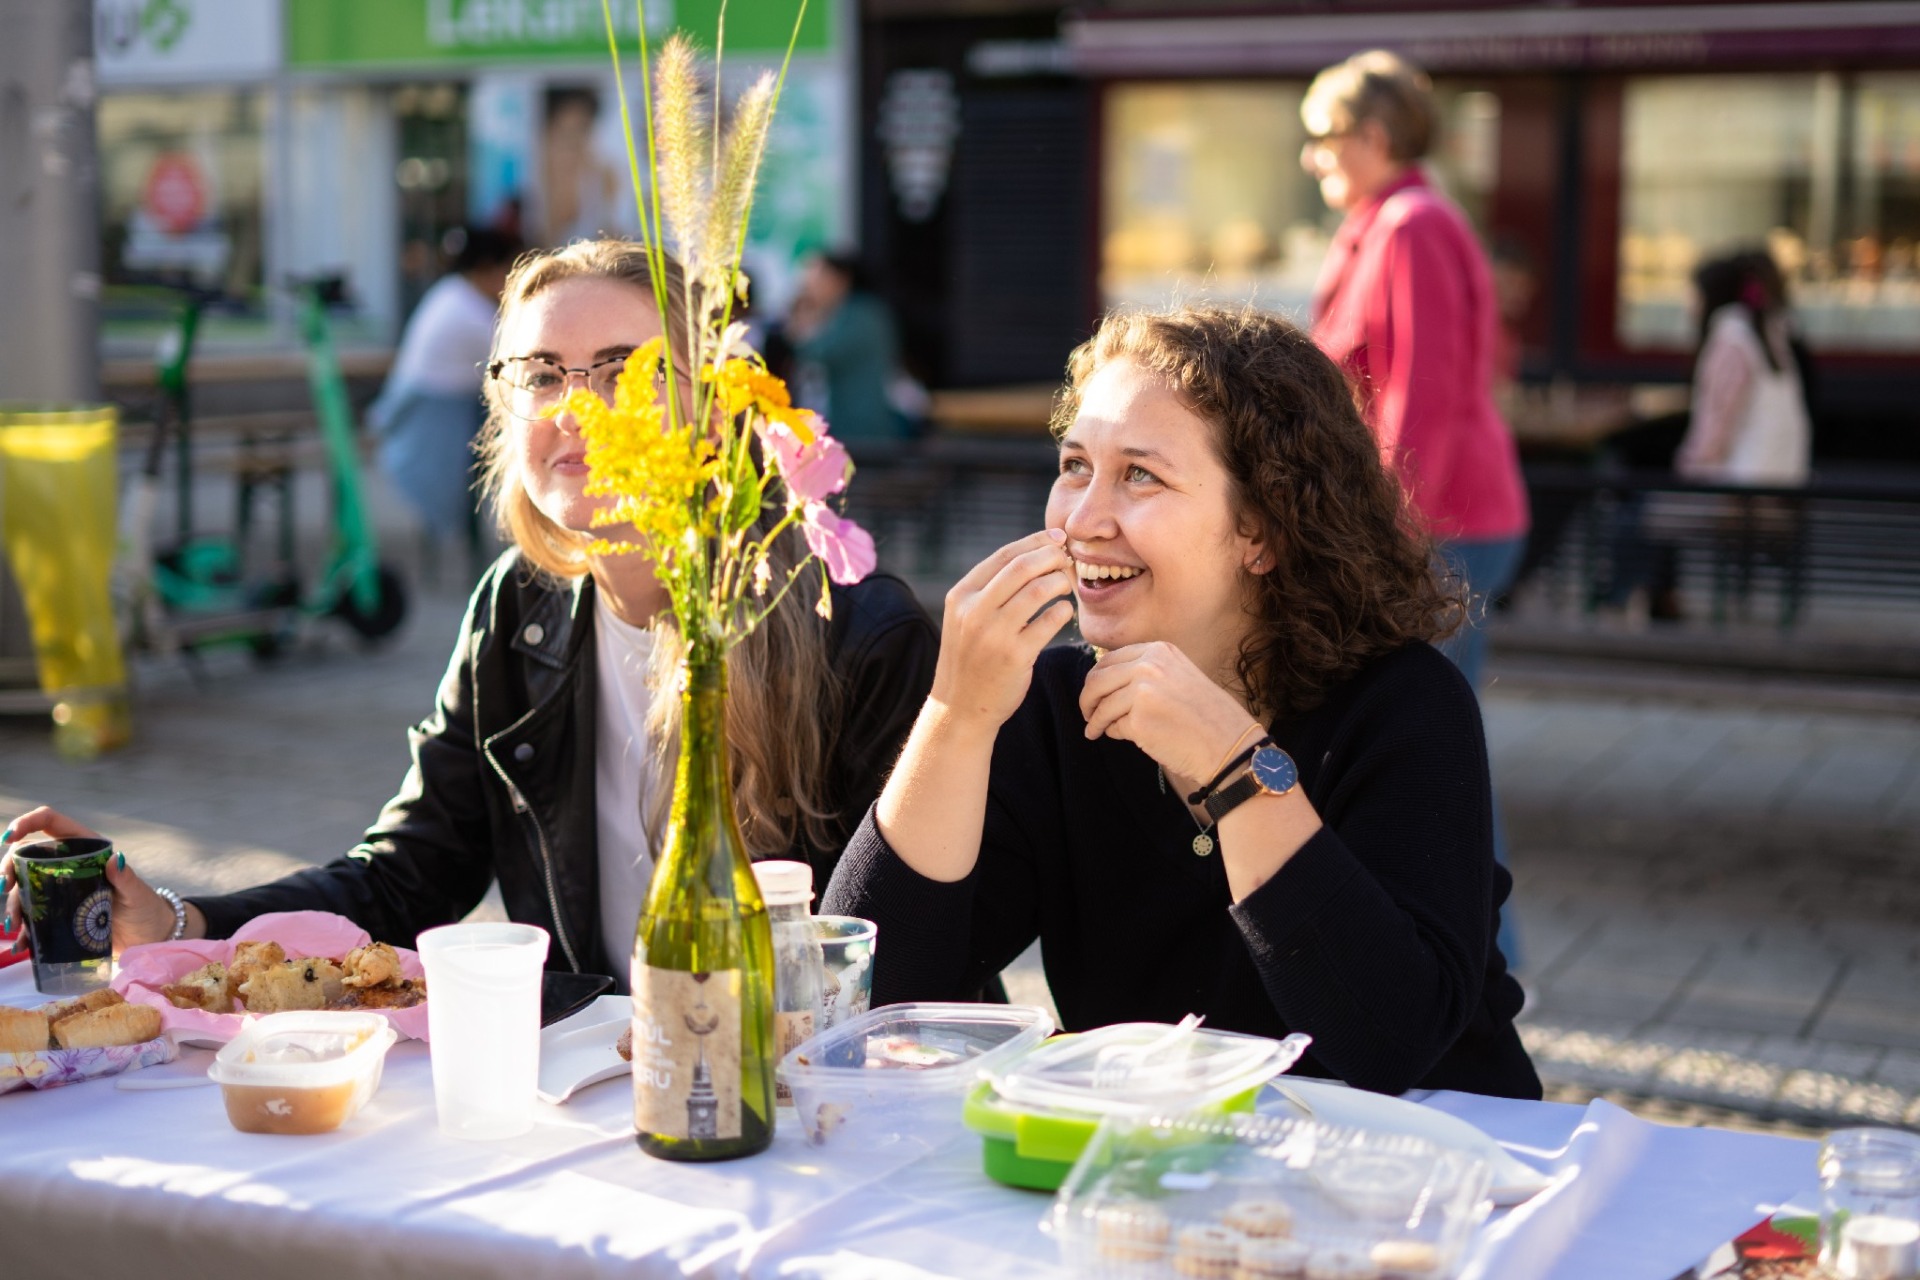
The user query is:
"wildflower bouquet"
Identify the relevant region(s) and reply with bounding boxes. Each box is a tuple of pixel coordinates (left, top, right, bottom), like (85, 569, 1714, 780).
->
(595, 1, 873, 1164)
(572, 0, 872, 666)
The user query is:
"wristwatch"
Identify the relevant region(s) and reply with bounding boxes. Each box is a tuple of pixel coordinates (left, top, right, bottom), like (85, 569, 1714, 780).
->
(1201, 743, 1299, 823)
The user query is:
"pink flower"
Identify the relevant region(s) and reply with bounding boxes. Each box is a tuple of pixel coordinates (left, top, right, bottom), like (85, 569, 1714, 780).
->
(801, 503, 876, 585)
(766, 416, 851, 505)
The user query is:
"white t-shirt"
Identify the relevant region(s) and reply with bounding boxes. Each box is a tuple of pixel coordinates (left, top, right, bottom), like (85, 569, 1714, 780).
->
(384, 274, 499, 397)
(594, 594, 662, 983)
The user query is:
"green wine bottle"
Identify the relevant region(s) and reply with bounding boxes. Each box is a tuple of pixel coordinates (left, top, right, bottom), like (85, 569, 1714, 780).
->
(631, 653, 777, 1160)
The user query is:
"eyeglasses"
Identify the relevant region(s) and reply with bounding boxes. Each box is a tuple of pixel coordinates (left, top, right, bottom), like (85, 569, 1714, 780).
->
(487, 354, 636, 421)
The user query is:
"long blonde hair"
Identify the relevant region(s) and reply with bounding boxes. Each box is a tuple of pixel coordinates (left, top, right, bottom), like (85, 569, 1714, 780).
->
(476, 239, 844, 857)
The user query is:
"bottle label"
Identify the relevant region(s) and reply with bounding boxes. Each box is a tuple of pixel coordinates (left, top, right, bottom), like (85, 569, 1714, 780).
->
(773, 1010, 814, 1104)
(631, 966, 742, 1141)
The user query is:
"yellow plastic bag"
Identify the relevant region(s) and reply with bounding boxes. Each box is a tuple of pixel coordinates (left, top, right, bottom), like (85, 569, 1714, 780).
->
(0, 406, 131, 757)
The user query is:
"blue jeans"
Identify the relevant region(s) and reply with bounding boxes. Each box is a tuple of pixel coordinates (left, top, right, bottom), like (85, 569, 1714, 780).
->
(1438, 535, 1526, 971)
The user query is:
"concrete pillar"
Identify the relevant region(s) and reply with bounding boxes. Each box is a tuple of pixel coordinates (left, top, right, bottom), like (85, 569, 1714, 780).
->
(0, 0, 99, 404)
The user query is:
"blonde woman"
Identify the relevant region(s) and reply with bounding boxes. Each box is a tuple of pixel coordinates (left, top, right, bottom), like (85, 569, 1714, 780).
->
(4, 241, 937, 986)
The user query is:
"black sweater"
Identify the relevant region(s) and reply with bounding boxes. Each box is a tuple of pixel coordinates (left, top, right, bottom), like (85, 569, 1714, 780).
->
(823, 641, 1541, 1100)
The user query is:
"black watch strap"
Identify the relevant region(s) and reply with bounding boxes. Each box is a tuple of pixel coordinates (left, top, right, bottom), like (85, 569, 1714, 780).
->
(1201, 745, 1299, 824)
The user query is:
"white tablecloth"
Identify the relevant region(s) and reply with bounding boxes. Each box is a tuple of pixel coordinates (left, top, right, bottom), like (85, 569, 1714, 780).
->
(1, 966, 1816, 1280)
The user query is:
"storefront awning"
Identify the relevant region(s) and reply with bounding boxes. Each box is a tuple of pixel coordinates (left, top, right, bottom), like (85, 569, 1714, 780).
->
(1064, 2, 1920, 76)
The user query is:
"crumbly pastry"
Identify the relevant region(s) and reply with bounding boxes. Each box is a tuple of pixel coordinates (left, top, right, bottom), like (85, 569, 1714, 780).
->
(1368, 1241, 1440, 1275)
(163, 961, 232, 1013)
(0, 1005, 51, 1053)
(1235, 1238, 1311, 1280)
(1220, 1198, 1294, 1239)
(1303, 1247, 1380, 1280)
(227, 941, 287, 1002)
(241, 961, 336, 1013)
(329, 977, 425, 1010)
(50, 1001, 161, 1049)
(294, 956, 347, 1005)
(616, 1024, 634, 1061)
(1173, 1224, 1242, 1279)
(1093, 1203, 1172, 1263)
(41, 987, 122, 1028)
(341, 942, 402, 989)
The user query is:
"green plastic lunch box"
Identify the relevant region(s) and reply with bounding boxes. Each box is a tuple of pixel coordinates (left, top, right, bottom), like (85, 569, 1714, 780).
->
(960, 1022, 1312, 1191)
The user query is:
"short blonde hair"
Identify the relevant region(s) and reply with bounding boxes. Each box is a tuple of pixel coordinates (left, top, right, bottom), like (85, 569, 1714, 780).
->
(1302, 50, 1436, 163)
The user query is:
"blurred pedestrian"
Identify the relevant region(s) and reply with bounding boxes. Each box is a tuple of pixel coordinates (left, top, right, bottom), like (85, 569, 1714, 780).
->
(1302, 50, 1529, 968)
(1676, 250, 1812, 487)
(369, 227, 523, 572)
(783, 252, 916, 443)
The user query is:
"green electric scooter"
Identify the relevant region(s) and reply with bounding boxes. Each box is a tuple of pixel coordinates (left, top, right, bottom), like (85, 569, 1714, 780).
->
(122, 278, 406, 659)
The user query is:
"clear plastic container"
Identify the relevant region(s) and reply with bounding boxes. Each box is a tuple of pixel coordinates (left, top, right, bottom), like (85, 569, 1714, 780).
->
(778, 1001, 1055, 1145)
(1048, 1111, 1493, 1279)
(965, 1024, 1313, 1190)
(207, 1011, 398, 1135)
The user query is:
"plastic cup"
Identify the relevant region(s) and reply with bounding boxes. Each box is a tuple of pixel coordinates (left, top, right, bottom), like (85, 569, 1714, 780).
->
(416, 922, 550, 1141)
(12, 836, 114, 994)
(814, 915, 876, 1034)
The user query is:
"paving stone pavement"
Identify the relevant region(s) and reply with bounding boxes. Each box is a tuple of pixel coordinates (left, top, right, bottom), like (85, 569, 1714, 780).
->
(3, 569, 1917, 1132)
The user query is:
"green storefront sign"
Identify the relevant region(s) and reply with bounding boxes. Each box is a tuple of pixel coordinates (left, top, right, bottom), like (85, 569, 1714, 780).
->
(288, 0, 832, 67)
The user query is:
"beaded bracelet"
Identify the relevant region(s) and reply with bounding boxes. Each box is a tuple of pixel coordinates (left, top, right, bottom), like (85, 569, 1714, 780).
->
(153, 885, 188, 941)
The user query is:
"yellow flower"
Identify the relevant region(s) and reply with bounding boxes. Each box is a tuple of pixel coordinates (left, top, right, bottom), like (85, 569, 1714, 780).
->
(563, 340, 722, 557)
(703, 357, 816, 443)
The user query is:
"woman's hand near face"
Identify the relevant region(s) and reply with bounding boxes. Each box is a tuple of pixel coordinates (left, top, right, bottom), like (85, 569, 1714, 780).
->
(3, 806, 205, 954)
(1079, 643, 1263, 793)
(930, 529, 1075, 732)
(876, 531, 1075, 884)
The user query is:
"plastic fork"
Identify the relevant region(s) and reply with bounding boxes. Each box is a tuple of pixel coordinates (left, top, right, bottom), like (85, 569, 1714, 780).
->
(1090, 1012, 1204, 1090)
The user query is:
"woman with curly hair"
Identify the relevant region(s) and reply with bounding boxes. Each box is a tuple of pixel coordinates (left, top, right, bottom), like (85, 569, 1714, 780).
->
(823, 304, 1540, 1099)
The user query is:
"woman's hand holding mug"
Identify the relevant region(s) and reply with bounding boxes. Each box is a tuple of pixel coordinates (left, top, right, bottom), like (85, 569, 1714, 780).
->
(3, 806, 192, 954)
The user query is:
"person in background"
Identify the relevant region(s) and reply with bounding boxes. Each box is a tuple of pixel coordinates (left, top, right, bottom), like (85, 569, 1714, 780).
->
(1301, 50, 1529, 969)
(369, 227, 523, 573)
(539, 88, 624, 246)
(1675, 250, 1813, 488)
(782, 252, 915, 443)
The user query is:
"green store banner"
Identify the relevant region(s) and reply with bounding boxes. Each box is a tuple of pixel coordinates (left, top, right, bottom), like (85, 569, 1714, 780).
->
(288, 0, 832, 68)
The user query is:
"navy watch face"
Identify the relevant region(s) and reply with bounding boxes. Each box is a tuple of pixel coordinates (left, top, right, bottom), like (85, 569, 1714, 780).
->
(1249, 746, 1298, 795)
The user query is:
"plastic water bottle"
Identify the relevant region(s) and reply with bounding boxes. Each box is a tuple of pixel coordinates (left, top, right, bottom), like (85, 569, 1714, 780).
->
(751, 860, 825, 1104)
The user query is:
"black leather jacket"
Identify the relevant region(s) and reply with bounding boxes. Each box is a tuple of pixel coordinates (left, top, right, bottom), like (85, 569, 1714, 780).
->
(193, 550, 938, 977)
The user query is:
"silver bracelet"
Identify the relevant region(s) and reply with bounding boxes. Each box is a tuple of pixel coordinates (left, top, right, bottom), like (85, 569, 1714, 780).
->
(153, 886, 187, 941)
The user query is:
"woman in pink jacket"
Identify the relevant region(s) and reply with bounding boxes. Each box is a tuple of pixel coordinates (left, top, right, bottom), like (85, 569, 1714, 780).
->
(1304, 51, 1529, 966)
(1303, 50, 1529, 693)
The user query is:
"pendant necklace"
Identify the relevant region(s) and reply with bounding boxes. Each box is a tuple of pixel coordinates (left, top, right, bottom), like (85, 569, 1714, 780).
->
(1158, 765, 1216, 857)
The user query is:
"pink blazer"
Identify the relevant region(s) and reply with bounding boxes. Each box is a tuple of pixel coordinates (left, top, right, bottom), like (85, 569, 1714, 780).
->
(1311, 168, 1529, 542)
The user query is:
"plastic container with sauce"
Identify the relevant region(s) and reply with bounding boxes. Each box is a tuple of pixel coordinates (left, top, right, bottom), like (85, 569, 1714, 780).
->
(208, 1011, 398, 1134)
(777, 1001, 1055, 1146)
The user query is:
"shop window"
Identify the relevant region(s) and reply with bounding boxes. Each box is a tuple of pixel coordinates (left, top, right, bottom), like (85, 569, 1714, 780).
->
(1100, 80, 1502, 318)
(1620, 73, 1920, 353)
(99, 90, 267, 348)
(393, 83, 470, 321)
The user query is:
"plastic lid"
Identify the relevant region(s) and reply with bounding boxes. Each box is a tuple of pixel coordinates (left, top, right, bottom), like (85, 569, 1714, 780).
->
(752, 860, 814, 906)
(986, 1022, 1310, 1116)
(780, 1001, 1056, 1092)
(207, 1011, 397, 1088)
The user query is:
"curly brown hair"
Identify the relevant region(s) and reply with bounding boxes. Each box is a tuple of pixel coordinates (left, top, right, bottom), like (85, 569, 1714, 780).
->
(1052, 304, 1463, 718)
